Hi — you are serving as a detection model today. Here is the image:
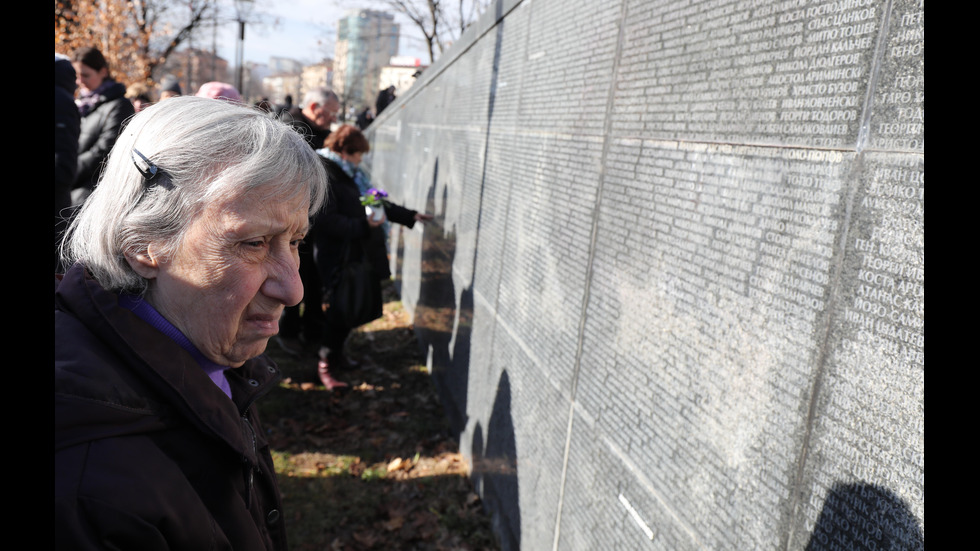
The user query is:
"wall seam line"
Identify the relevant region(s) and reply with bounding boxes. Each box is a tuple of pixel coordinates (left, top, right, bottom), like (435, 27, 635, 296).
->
(782, 2, 895, 548)
(552, 0, 632, 549)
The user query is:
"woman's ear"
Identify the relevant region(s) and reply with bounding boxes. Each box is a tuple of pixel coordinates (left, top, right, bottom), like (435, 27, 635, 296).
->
(124, 245, 161, 280)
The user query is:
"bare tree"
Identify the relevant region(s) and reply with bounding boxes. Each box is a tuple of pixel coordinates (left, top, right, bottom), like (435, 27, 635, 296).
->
(386, 0, 443, 64)
(371, 0, 489, 64)
(55, 0, 218, 87)
(455, 0, 491, 36)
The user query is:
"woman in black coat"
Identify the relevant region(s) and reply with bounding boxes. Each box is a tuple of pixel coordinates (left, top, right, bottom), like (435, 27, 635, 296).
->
(313, 125, 431, 389)
(71, 47, 135, 205)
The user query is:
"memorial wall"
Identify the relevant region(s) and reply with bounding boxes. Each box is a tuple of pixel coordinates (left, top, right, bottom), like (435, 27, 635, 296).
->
(364, 0, 923, 549)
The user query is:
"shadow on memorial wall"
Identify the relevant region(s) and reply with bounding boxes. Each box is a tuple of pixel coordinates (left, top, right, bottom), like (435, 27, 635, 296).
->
(471, 370, 520, 551)
(464, 13, 524, 549)
(805, 482, 923, 551)
(405, 0, 505, 438)
(411, 158, 474, 436)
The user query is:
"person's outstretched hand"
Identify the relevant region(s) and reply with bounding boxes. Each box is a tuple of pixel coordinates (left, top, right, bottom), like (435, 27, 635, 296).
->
(367, 212, 387, 227)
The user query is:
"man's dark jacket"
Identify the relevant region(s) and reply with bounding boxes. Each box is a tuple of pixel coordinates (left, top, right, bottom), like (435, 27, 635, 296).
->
(55, 263, 288, 550)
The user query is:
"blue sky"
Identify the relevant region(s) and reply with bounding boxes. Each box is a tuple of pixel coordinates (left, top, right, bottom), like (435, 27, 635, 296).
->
(212, 1, 431, 67)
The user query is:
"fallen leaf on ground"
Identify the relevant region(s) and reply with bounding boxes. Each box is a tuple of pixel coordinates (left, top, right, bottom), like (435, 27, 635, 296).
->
(383, 515, 405, 531)
(352, 530, 379, 546)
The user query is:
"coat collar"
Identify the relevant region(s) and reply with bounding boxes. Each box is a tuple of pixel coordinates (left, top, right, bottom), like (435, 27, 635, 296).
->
(55, 262, 281, 462)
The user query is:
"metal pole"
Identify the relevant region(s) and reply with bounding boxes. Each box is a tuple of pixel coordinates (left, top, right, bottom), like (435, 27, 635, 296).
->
(236, 20, 245, 93)
(210, 18, 217, 81)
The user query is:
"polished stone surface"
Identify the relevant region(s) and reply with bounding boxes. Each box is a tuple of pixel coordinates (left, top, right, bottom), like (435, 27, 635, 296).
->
(366, 0, 923, 549)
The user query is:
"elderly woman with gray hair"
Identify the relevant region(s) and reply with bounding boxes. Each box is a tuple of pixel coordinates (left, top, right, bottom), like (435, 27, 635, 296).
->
(55, 96, 326, 550)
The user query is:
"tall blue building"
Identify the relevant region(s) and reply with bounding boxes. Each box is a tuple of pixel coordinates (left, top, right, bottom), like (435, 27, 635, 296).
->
(333, 9, 399, 110)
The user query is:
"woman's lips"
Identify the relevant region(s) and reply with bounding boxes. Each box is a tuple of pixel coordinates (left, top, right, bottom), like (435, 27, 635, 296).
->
(246, 313, 280, 336)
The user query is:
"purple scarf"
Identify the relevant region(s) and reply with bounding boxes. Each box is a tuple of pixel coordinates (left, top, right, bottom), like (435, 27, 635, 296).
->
(75, 79, 117, 117)
(118, 294, 234, 400)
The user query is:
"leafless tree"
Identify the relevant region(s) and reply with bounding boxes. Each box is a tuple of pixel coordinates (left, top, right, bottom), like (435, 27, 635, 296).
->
(361, 0, 491, 64)
(55, 0, 219, 87)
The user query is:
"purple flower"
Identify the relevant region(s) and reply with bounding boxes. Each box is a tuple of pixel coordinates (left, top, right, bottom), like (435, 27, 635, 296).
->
(360, 187, 389, 207)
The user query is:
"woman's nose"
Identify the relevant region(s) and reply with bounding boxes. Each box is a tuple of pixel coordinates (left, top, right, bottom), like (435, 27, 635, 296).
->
(262, 250, 304, 307)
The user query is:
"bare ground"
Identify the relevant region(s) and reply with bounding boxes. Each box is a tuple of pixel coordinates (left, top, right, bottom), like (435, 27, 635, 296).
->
(258, 280, 500, 551)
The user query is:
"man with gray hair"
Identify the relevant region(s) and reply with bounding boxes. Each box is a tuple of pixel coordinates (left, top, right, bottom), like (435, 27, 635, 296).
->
(276, 87, 341, 358)
(280, 87, 340, 150)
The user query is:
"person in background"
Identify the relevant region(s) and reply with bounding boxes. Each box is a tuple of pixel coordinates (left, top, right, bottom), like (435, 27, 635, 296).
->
(375, 85, 396, 116)
(274, 88, 342, 359)
(126, 82, 153, 113)
(56, 96, 326, 550)
(312, 124, 433, 389)
(55, 53, 80, 273)
(281, 87, 341, 150)
(158, 74, 182, 100)
(196, 81, 243, 103)
(71, 46, 135, 206)
(356, 106, 374, 130)
(255, 97, 274, 113)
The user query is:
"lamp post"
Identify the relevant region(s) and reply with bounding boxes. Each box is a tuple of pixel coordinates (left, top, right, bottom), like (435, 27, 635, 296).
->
(233, 0, 254, 94)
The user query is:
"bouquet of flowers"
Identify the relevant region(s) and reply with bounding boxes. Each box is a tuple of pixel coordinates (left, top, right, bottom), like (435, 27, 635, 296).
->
(359, 187, 389, 207)
(360, 188, 388, 222)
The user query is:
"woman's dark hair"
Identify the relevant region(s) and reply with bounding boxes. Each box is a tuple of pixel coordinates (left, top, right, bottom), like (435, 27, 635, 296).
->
(73, 46, 109, 73)
(323, 124, 370, 155)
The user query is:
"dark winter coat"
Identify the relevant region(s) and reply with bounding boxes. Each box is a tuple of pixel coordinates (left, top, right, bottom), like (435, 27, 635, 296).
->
(55, 262, 288, 551)
(55, 58, 80, 271)
(375, 88, 395, 116)
(75, 80, 135, 191)
(55, 57, 80, 202)
(313, 156, 417, 300)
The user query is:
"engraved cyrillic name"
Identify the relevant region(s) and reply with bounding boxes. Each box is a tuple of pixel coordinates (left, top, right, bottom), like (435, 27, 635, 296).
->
(614, 0, 880, 146)
(869, 0, 924, 151)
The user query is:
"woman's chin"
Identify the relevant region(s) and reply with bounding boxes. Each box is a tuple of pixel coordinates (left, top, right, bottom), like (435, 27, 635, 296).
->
(214, 338, 274, 367)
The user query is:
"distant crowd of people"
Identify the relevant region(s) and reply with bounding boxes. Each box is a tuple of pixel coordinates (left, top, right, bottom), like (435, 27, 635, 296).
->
(55, 47, 429, 549)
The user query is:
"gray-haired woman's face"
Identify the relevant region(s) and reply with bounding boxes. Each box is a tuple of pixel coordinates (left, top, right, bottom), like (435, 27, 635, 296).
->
(133, 190, 310, 367)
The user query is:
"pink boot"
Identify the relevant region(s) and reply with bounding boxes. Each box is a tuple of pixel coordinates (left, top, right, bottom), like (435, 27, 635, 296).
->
(317, 359, 348, 390)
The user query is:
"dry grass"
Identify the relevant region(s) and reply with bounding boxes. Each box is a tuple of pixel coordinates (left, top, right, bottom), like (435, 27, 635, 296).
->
(257, 280, 499, 551)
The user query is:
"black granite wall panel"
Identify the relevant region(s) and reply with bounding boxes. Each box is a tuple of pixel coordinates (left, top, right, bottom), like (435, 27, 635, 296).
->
(364, 0, 924, 549)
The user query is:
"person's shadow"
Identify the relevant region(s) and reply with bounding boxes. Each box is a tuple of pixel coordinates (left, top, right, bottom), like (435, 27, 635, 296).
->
(805, 482, 923, 550)
(413, 158, 474, 436)
(470, 370, 520, 551)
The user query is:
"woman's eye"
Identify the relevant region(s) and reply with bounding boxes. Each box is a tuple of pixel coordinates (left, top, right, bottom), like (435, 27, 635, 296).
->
(244, 240, 266, 248)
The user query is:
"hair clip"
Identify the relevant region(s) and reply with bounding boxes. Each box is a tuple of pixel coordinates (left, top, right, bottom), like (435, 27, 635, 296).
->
(132, 148, 174, 189)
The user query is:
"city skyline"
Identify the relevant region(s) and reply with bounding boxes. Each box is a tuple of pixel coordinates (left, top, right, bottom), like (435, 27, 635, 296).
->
(210, 3, 430, 70)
